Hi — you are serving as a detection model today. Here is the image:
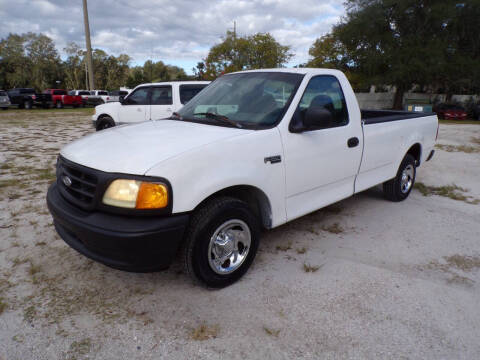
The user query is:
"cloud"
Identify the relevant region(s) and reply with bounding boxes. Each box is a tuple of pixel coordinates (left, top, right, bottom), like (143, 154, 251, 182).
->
(0, 0, 344, 72)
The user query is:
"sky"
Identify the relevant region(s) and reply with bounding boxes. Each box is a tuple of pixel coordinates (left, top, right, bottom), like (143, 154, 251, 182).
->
(0, 0, 345, 74)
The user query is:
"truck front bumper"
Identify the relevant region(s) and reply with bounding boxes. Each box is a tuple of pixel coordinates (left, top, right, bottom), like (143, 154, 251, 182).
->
(47, 182, 189, 272)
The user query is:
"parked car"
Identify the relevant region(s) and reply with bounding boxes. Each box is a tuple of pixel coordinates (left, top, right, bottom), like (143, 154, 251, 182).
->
(433, 103, 468, 120)
(108, 90, 129, 102)
(473, 104, 480, 121)
(7, 88, 53, 109)
(92, 81, 210, 130)
(43, 89, 83, 108)
(91, 90, 110, 104)
(47, 68, 438, 288)
(0, 90, 11, 110)
(69, 90, 104, 107)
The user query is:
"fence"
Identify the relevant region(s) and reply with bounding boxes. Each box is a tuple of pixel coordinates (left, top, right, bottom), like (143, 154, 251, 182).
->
(355, 92, 480, 110)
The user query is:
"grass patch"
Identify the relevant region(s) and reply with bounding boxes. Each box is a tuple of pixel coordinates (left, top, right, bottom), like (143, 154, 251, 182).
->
(191, 324, 219, 341)
(439, 119, 480, 125)
(23, 305, 36, 322)
(263, 326, 281, 337)
(69, 338, 92, 356)
(471, 137, 480, 145)
(415, 182, 479, 204)
(321, 223, 344, 234)
(296, 247, 307, 254)
(303, 263, 322, 273)
(0, 179, 18, 188)
(444, 254, 480, 272)
(34, 168, 56, 181)
(435, 144, 479, 153)
(0, 297, 7, 315)
(276, 242, 292, 252)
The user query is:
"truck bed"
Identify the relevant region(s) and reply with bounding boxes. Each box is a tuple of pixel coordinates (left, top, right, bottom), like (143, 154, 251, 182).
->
(361, 110, 436, 125)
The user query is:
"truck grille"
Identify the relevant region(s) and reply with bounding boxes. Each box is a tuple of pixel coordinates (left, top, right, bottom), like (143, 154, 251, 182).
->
(56, 156, 98, 210)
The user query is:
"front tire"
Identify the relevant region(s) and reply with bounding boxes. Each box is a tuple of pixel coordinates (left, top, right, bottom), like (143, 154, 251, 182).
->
(383, 154, 416, 202)
(96, 116, 115, 131)
(182, 197, 260, 288)
(56, 101, 63, 109)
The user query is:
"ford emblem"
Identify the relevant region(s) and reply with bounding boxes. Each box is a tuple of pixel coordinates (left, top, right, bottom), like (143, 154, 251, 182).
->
(62, 175, 72, 187)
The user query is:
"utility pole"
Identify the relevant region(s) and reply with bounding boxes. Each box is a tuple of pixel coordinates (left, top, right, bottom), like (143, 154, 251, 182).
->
(82, 0, 95, 90)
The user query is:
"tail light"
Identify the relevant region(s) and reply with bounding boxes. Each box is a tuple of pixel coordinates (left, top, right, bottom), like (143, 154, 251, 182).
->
(31, 95, 36, 100)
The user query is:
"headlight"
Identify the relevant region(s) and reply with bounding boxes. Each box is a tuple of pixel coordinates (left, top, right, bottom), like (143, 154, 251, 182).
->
(102, 179, 168, 209)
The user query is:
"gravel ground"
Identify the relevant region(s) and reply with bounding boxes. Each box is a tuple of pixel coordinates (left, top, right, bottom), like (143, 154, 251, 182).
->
(0, 110, 480, 360)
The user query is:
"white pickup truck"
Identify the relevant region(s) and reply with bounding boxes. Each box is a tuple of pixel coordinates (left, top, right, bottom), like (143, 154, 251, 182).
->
(91, 81, 210, 131)
(47, 68, 438, 288)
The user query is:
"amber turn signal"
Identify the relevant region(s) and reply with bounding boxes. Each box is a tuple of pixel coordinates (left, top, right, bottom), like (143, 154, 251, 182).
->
(135, 183, 168, 209)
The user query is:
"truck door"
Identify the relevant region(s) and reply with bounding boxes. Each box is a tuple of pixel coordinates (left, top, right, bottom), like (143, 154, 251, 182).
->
(149, 85, 173, 120)
(281, 75, 363, 221)
(118, 86, 150, 124)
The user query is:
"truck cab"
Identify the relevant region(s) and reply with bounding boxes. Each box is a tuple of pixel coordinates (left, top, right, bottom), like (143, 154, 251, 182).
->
(92, 81, 210, 131)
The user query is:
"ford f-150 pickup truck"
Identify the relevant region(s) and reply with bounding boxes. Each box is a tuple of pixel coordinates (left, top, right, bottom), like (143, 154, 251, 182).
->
(47, 68, 438, 288)
(43, 89, 83, 108)
(91, 81, 210, 130)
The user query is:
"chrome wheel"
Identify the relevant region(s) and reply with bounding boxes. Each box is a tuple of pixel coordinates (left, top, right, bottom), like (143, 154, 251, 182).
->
(208, 219, 251, 275)
(400, 164, 414, 193)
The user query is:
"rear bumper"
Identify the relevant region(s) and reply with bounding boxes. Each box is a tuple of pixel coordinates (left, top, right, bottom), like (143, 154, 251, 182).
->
(47, 182, 189, 272)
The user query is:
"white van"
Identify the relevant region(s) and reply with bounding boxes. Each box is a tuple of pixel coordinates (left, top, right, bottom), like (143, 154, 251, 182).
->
(92, 81, 210, 130)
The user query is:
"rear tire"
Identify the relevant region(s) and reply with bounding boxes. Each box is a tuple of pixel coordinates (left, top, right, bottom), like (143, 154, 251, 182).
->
(56, 101, 63, 109)
(24, 101, 32, 110)
(383, 154, 416, 202)
(182, 197, 260, 288)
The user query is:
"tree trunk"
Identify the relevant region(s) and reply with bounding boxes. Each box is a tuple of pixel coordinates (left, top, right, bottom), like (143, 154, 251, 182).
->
(393, 86, 405, 110)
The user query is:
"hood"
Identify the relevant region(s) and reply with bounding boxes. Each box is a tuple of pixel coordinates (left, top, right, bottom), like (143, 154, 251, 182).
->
(95, 101, 119, 113)
(61, 120, 250, 175)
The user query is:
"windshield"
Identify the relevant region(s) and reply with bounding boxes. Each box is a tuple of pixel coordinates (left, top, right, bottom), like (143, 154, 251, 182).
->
(177, 72, 303, 129)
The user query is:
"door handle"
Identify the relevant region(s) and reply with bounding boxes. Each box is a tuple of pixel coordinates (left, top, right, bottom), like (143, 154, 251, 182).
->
(137, 108, 142, 112)
(347, 137, 359, 148)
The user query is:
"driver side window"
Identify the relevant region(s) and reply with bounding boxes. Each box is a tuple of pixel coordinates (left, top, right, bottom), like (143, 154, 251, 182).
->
(124, 87, 150, 105)
(297, 76, 349, 128)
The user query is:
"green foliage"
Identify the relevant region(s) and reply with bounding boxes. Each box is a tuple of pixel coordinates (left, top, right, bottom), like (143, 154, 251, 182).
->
(201, 31, 293, 78)
(0, 32, 189, 91)
(308, 0, 480, 108)
(125, 60, 189, 88)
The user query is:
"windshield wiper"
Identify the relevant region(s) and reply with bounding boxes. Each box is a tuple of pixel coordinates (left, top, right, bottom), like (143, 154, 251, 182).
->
(193, 112, 243, 128)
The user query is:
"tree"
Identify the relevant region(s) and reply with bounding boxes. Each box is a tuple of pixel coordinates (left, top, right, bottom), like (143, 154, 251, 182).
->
(204, 31, 293, 77)
(0, 33, 29, 89)
(335, 0, 457, 108)
(24, 33, 62, 90)
(63, 42, 85, 90)
(308, 33, 347, 69)
(309, 0, 479, 108)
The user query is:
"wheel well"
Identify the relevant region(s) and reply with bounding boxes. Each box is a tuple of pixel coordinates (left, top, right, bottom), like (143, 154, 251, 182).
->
(406, 143, 421, 166)
(194, 185, 273, 229)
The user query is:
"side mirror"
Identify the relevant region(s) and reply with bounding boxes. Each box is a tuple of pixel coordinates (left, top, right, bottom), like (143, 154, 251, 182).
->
(304, 106, 333, 130)
(290, 106, 333, 133)
(119, 95, 125, 102)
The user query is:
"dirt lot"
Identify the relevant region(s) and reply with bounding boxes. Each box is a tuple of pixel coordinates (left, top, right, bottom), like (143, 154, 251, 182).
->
(1, 109, 480, 360)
